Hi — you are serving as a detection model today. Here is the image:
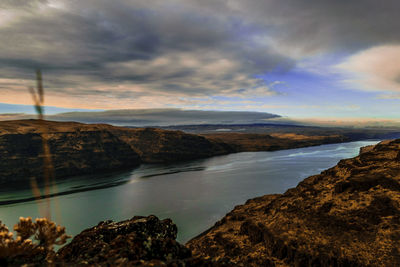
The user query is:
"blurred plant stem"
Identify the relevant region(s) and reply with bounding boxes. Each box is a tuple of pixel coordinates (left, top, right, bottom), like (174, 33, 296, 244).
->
(28, 70, 60, 222)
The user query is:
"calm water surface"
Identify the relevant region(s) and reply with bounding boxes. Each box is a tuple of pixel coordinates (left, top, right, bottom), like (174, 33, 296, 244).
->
(0, 140, 378, 243)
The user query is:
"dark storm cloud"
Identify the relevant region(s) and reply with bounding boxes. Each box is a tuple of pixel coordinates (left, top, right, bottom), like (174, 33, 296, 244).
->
(223, 0, 400, 53)
(0, 0, 399, 106)
(1, 0, 287, 98)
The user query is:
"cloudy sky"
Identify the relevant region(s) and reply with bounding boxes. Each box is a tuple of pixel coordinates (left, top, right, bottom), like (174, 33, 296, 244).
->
(1, 0, 400, 120)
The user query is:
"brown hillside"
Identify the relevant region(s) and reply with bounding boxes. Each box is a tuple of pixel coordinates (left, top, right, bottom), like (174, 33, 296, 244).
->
(187, 139, 400, 266)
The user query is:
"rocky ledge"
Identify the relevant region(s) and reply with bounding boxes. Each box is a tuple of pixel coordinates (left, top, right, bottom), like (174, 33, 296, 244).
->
(187, 139, 400, 266)
(1, 215, 229, 266)
(56, 215, 228, 266)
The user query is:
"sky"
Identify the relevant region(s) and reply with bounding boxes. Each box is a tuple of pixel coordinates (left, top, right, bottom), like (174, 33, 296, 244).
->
(1, 0, 400, 121)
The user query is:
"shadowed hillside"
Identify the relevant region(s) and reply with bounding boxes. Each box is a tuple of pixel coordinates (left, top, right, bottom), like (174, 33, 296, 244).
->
(0, 120, 232, 184)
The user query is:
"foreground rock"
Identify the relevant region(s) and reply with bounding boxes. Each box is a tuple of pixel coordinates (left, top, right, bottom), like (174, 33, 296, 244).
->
(57, 215, 227, 266)
(187, 139, 400, 266)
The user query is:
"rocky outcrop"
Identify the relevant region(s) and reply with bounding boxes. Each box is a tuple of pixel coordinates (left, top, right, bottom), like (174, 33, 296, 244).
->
(56, 215, 228, 266)
(1, 215, 231, 266)
(187, 139, 400, 266)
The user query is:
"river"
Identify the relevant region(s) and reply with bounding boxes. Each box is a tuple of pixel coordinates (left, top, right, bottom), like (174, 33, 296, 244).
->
(0, 140, 378, 243)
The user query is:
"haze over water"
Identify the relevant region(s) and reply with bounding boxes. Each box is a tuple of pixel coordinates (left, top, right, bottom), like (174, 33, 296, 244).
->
(0, 141, 378, 243)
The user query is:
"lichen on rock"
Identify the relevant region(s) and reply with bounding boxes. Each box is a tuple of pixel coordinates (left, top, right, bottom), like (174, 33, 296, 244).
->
(57, 215, 230, 266)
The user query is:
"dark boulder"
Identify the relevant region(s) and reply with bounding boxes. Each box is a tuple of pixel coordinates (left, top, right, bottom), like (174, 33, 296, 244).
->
(57, 215, 231, 266)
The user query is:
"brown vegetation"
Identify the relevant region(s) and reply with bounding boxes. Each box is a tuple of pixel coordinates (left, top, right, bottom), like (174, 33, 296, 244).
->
(0, 217, 69, 266)
(187, 139, 400, 266)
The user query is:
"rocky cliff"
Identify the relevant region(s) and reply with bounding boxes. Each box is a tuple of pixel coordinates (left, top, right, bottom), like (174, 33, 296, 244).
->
(0, 120, 139, 184)
(0, 119, 346, 184)
(109, 127, 232, 163)
(187, 139, 400, 266)
(0, 120, 232, 184)
(56, 215, 228, 266)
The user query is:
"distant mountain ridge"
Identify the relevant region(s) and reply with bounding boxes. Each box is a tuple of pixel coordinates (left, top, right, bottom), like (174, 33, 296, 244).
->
(3, 109, 400, 129)
(0, 109, 281, 127)
(49, 109, 281, 126)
